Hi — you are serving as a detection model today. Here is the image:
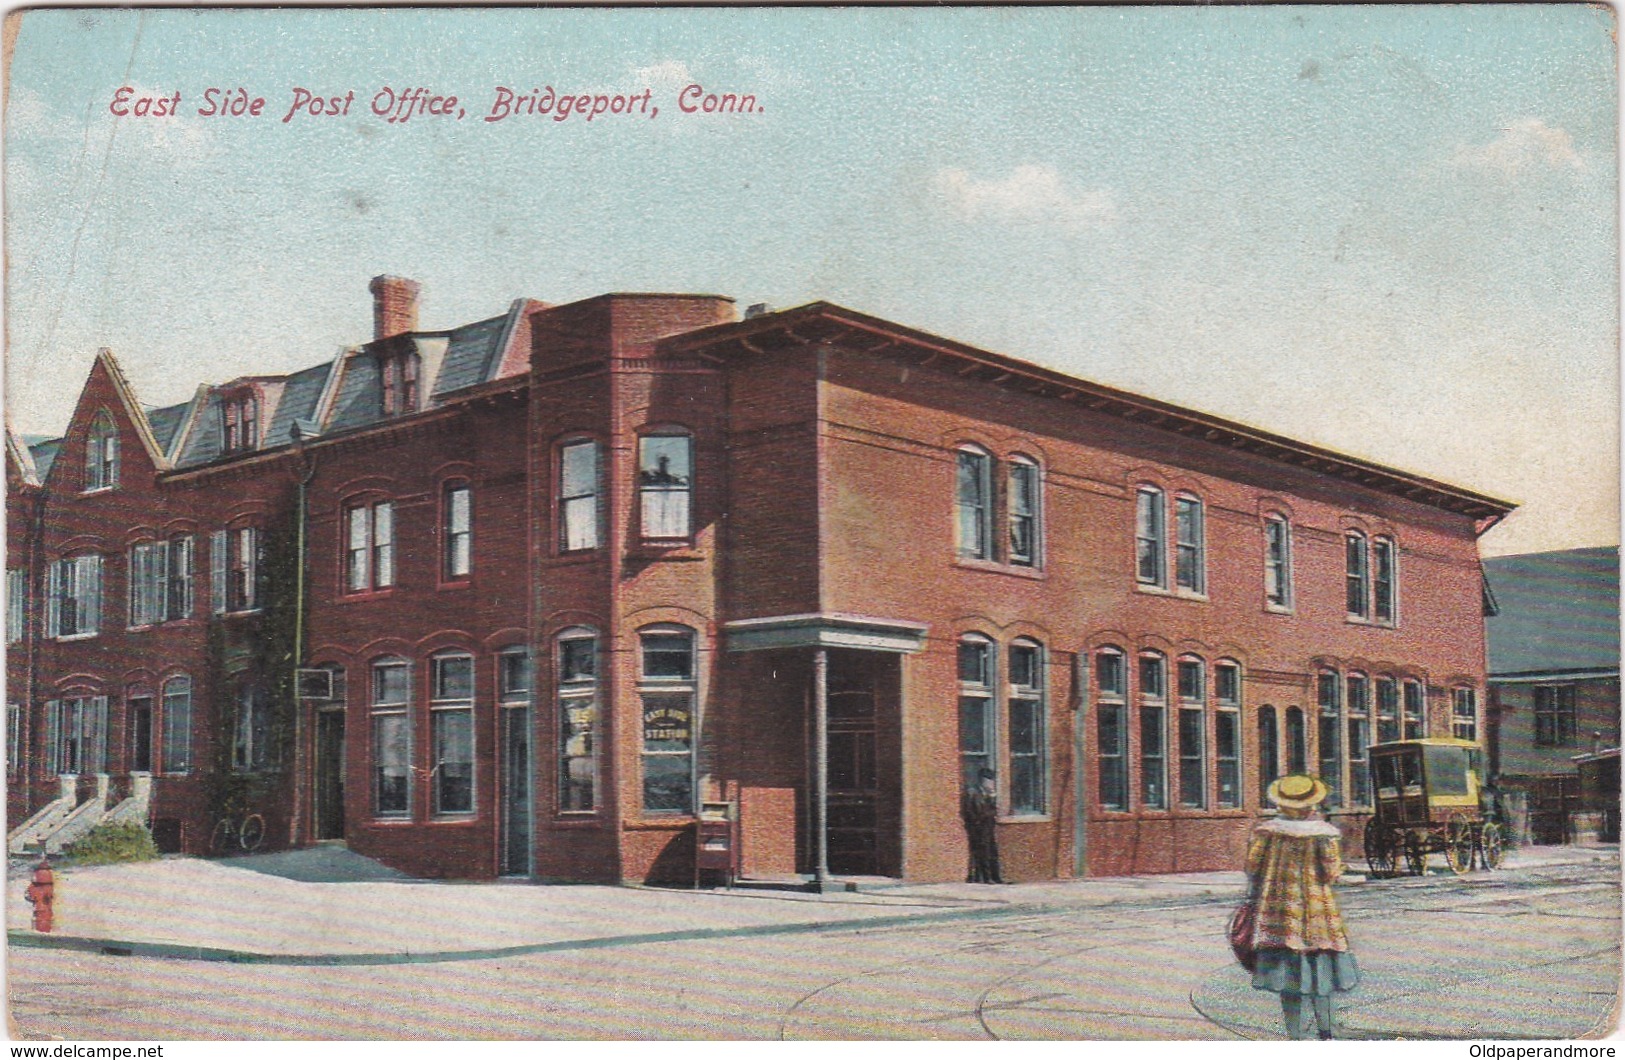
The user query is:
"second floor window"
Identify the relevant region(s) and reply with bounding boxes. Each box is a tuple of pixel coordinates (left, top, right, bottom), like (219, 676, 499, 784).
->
(1346, 533, 1370, 618)
(346, 502, 395, 592)
(443, 485, 472, 580)
(1175, 496, 1206, 594)
(1136, 488, 1166, 587)
(1008, 457, 1040, 567)
(1534, 684, 1578, 747)
(955, 448, 992, 560)
(212, 527, 261, 613)
(559, 441, 600, 551)
(1264, 516, 1292, 609)
(1373, 537, 1397, 623)
(86, 414, 119, 490)
(46, 555, 102, 638)
(639, 433, 692, 542)
(128, 535, 194, 627)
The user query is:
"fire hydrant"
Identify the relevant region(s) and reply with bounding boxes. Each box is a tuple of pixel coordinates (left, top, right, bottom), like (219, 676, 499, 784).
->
(24, 857, 54, 933)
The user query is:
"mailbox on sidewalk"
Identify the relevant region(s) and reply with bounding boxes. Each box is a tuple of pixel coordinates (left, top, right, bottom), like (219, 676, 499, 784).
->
(695, 800, 738, 888)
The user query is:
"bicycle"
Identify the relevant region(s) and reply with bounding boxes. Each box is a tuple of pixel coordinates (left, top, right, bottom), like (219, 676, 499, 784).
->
(209, 812, 267, 856)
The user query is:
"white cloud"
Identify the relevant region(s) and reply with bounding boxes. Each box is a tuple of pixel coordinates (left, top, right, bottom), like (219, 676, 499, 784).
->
(1452, 118, 1585, 175)
(632, 60, 698, 91)
(932, 164, 1116, 229)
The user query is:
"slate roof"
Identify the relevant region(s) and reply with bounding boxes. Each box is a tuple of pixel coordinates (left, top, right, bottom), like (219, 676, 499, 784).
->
(432, 315, 510, 399)
(143, 402, 193, 453)
(263, 361, 335, 448)
(1485, 547, 1620, 677)
(24, 436, 61, 481)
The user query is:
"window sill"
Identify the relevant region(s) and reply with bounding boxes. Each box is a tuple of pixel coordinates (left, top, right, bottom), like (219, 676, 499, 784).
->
(1136, 584, 1208, 602)
(1265, 603, 1295, 616)
(542, 551, 603, 569)
(218, 608, 264, 618)
(953, 557, 1045, 580)
(81, 486, 116, 496)
(629, 544, 704, 561)
(998, 813, 1051, 824)
(553, 812, 603, 825)
(436, 578, 474, 591)
(371, 817, 414, 825)
(1345, 615, 1396, 629)
(629, 816, 695, 828)
(55, 632, 99, 642)
(339, 589, 394, 604)
(429, 813, 478, 824)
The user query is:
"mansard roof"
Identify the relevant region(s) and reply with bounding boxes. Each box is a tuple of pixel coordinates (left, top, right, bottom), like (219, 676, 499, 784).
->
(664, 300, 1518, 527)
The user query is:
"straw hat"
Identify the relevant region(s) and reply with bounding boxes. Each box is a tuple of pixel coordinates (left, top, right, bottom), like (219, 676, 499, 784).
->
(1267, 773, 1329, 810)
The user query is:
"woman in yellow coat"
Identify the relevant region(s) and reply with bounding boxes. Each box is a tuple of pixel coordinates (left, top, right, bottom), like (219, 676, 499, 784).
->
(1246, 774, 1360, 1039)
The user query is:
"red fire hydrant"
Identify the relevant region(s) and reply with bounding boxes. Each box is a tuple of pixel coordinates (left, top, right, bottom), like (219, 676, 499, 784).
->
(24, 857, 54, 933)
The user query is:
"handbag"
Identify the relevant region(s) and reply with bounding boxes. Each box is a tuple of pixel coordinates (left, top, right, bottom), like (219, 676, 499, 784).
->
(1228, 899, 1259, 972)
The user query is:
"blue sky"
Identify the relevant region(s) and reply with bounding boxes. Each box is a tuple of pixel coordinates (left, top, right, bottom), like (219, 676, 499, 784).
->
(5, 6, 1617, 555)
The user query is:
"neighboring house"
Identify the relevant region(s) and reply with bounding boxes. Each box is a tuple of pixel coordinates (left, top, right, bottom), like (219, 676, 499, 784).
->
(5, 277, 1513, 883)
(1485, 547, 1621, 844)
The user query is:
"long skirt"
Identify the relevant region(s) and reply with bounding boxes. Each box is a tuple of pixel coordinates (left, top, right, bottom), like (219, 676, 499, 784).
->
(1251, 948, 1360, 997)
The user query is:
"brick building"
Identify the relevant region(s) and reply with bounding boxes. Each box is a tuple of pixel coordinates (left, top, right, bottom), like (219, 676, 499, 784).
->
(1484, 547, 1620, 844)
(6, 278, 1514, 882)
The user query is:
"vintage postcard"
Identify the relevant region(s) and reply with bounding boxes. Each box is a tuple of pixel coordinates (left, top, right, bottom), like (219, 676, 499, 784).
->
(3, 3, 1619, 1048)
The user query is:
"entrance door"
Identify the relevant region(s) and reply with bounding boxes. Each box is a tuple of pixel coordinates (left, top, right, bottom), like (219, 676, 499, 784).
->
(129, 697, 153, 773)
(827, 689, 878, 876)
(314, 709, 346, 841)
(500, 706, 531, 876)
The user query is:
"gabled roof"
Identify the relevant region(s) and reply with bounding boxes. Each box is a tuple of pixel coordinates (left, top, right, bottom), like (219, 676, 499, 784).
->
(1485, 547, 1620, 678)
(664, 301, 1518, 527)
(7, 430, 41, 486)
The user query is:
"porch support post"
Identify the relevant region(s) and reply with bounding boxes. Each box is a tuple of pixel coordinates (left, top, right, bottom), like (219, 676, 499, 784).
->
(813, 646, 831, 890)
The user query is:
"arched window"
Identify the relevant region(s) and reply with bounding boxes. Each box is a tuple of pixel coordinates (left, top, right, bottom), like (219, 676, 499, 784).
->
(430, 652, 475, 815)
(1285, 706, 1307, 776)
(1376, 676, 1401, 744)
(443, 481, 473, 580)
(957, 634, 996, 792)
(1347, 672, 1371, 806)
(558, 440, 601, 552)
(1007, 456, 1042, 568)
(1215, 661, 1242, 809)
(1095, 648, 1128, 811)
(1264, 515, 1293, 610)
(1257, 706, 1280, 805)
(1316, 671, 1342, 808)
(1135, 487, 1166, 587)
(371, 656, 411, 818)
(1174, 494, 1206, 594)
(1345, 532, 1370, 618)
(1138, 651, 1167, 809)
(1403, 679, 1426, 739)
(639, 431, 693, 542)
(1176, 656, 1206, 808)
(639, 626, 696, 813)
(86, 413, 118, 491)
(1374, 536, 1398, 624)
(557, 629, 598, 812)
(1008, 638, 1046, 814)
(1452, 686, 1479, 742)
(956, 446, 993, 560)
(160, 676, 192, 775)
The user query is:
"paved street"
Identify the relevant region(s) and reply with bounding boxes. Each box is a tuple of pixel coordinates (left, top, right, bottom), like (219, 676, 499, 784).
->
(7, 846, 1620, 1040)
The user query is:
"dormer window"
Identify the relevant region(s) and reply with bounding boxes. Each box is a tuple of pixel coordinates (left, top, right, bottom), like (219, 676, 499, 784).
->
(221, 392, 258, 453)
(85, 412, 119, 491)
(380, 350, 420, 417)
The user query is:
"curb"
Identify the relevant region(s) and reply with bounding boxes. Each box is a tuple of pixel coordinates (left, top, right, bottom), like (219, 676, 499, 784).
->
(7, 900, 1048, 967)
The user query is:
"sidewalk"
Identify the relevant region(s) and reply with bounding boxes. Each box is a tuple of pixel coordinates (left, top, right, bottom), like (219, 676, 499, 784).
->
(7, 842, 1615, 976)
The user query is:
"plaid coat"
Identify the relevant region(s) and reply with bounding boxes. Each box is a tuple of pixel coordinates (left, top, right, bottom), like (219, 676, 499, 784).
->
(1245, 817, 1351, 953)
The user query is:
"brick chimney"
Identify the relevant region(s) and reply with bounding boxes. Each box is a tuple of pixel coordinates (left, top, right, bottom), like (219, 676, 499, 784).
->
(369, 275, 421, 340)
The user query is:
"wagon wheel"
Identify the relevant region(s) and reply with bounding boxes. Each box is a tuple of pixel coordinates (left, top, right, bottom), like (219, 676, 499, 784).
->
(1403, 831, 1428, 876)
(1444, 814, 1475, 875)
(1363, 819, 1395, 877)
(1480, 822, 1504, 870)
(209, 818, 235, 858)
(239, 813, 266, 853)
